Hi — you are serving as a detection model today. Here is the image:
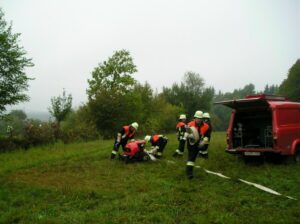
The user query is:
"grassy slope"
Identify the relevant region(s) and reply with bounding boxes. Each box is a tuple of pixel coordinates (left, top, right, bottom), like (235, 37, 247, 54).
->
(0, 132, 299, 224)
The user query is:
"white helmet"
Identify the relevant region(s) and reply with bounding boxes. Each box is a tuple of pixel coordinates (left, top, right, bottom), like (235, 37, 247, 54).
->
(144, 135, 151, 142)
(131, 122, 139, 130)
(203, 113, 210, 119)
(179, 114, 186, 120)
(194, 110, 203, 119)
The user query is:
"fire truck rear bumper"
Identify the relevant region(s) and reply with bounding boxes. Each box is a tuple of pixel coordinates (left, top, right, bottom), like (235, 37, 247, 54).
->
(226, 148, 280, 156)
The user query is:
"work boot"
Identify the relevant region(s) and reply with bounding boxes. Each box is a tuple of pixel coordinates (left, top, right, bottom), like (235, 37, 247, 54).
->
(173, 152, 179, 157)
(186, 166, 194, 179)
(173, 150, 183, 158)
(110, 153, 116, 159)
(202, 154, 208, 159)
(155, 154, 162, 159)
(155, 152, 163, 159)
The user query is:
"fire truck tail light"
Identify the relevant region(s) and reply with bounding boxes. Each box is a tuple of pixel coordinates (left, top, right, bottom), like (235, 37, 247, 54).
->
(226, 132, 230, 145)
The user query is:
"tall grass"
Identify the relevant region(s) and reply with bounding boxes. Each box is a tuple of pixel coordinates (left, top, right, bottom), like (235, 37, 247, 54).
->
(0, 132, 299, 223)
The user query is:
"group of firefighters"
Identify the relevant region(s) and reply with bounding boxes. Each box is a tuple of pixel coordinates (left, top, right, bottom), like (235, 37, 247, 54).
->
(110, 110, 212, 179)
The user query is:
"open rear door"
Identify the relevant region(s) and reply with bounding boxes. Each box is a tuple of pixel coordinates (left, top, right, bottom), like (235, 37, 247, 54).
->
(214, 97, 269, 110)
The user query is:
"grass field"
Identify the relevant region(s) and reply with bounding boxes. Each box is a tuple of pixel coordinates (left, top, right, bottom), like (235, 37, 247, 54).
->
(0, 132, 299, 223)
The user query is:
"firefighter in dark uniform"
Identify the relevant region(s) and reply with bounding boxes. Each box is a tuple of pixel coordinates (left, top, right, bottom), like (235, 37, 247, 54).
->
(185, 111, 209, 179)
(198, 112, 212, 159)
(110, 122, 139, 159)
(173, 114, 187, 157)
(144, 134, 168, 158)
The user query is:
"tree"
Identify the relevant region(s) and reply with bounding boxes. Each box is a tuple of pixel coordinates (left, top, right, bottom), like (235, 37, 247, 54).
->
(278, 59, 300, 102)
(87, 50, 138, 138)
(263, 84, 279, 95)
(146, 94, 183, 134)
(212, 83, 257, 131)
(88, 89, 142, 139)
(9, 109, 27, 120)
(48, 89, 72, 124)
(0, 9, 33, 114)
(0, 109, 27, 137)
(87, 49, 137, 99)
(162, 71, 214, 119)
(130, 82, 153, 123)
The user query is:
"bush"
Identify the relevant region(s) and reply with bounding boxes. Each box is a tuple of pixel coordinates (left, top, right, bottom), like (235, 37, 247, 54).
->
(0, 136, 29, 152)
(60, 106, 99, 143)
(0, 107, 100, 151)
(24, 122, 55, 146)
(140, 96, 183, 135)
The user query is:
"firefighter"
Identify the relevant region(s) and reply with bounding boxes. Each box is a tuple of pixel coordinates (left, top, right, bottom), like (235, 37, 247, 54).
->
(144, 134, 168, 158)
(198, 112, 212, 159)
(120, 140, 150, 163)
(185, 110, 209, 179)
(173, 114, 187, 157)
(110, 122, 139, 159)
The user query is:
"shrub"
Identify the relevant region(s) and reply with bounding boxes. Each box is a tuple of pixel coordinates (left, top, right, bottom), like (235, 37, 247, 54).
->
(60, 106, 99, 143)
(24, 122, 55, 146)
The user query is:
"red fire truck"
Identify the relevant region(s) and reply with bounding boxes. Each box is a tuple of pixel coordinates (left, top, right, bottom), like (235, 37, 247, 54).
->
(216, 94, 300, 161)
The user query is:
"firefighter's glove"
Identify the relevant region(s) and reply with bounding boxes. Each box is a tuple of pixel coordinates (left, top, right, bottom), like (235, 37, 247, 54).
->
(183, 132, 189, 141)
(201, 137, 209, 145)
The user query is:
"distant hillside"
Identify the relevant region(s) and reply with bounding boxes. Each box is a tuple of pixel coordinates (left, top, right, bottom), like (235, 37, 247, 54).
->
(26, 111, 51, 121)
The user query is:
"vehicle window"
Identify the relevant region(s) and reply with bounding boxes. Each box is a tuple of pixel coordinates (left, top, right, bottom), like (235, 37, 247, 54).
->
(277, 108, 300, 125)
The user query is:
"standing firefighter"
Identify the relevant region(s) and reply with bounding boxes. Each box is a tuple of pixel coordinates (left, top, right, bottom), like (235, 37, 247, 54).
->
(110, 122, 139, 159)
(185, 111, 209, 179)
(198, 112, 212, 159)
(144, 134, 168, 158)
(173, 114, 187, 157)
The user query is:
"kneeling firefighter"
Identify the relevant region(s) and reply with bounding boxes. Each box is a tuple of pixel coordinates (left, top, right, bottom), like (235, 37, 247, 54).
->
(185, 111, 209, 179)
(120, 140, 152, 163)
(198, 112, 212, 159)
(144, 134, 168, 158)
(111, 122, 139, 159)
(173, 114, 187, 157)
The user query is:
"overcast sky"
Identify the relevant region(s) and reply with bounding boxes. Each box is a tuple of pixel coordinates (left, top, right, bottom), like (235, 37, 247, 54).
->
(1, 0, 299, 112)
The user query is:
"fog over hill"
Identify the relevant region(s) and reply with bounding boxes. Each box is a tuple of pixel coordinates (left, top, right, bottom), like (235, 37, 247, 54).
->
(26, 111, 51, 122)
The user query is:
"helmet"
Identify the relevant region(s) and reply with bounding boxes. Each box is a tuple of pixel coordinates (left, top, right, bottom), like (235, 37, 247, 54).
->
(203, 113, 210, 119)
(131, 122, 139, 130)
(144, 135, 151, 142)
(194, 110, 203, 118)
(179, 114, 186, 120)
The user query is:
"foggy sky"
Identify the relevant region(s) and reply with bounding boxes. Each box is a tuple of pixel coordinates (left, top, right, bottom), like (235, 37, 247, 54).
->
(1, 0, 299, 112)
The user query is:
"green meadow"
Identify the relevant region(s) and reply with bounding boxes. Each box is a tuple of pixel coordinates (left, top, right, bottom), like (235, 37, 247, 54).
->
(0, 132, 299, 223)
